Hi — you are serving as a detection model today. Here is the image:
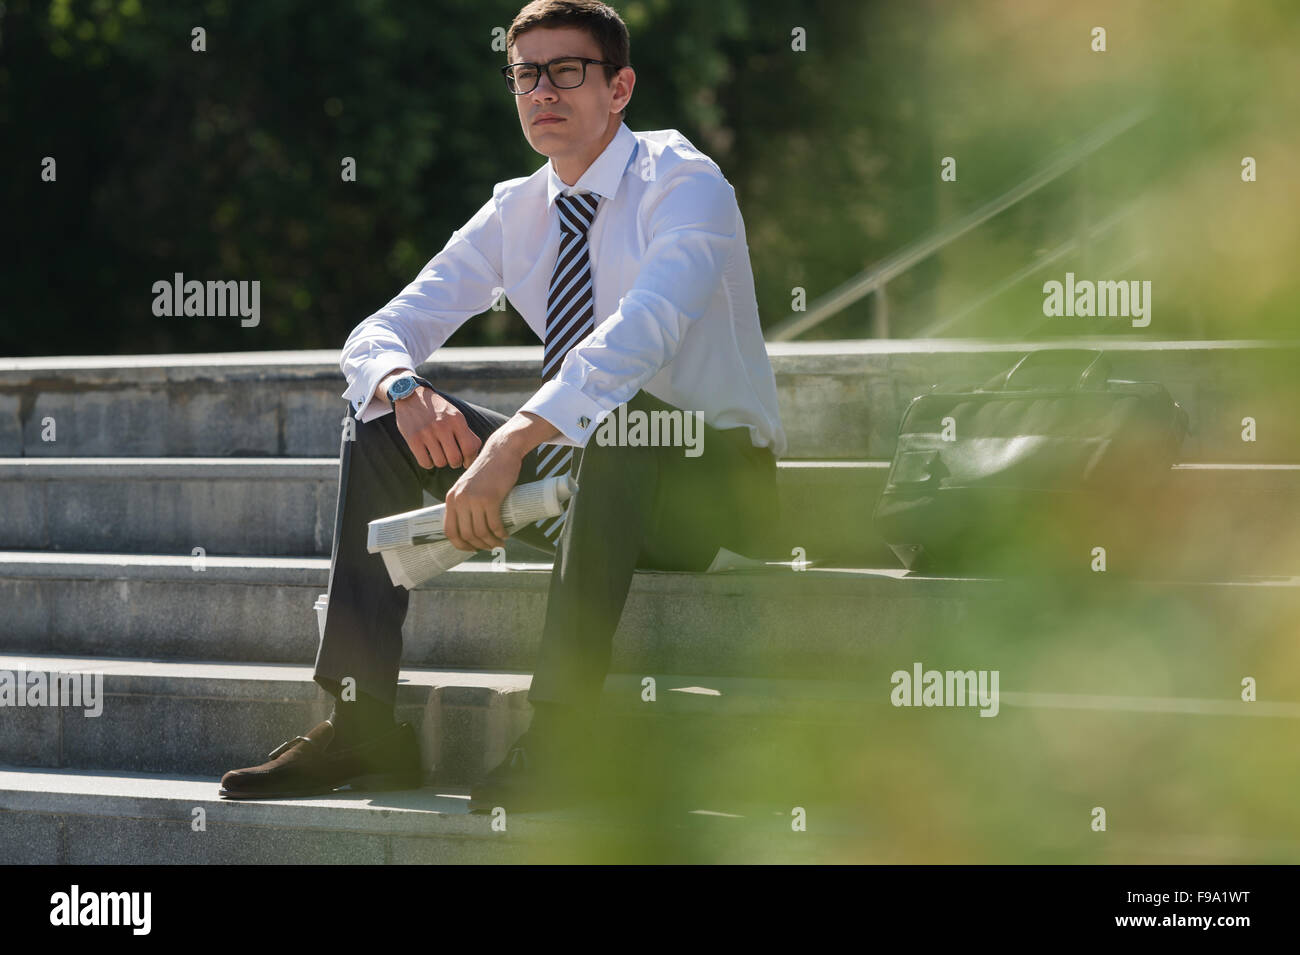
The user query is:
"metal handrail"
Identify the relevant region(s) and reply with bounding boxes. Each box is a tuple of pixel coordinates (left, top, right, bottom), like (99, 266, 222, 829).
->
(915, 203, 1139, 337)
(765, 106, 1153, 341)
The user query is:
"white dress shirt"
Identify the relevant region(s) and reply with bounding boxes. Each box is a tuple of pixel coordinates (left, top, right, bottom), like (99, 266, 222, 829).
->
(339, 120, 787, 457)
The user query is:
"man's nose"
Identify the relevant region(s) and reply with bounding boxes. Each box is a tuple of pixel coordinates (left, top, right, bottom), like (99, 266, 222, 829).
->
(530, 70, 560, 100)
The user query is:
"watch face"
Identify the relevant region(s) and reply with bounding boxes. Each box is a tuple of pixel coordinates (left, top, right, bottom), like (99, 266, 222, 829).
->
(390, 376, 416, 400)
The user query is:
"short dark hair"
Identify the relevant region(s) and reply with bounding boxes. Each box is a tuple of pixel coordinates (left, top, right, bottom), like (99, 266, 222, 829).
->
(506, 0, 631, 119)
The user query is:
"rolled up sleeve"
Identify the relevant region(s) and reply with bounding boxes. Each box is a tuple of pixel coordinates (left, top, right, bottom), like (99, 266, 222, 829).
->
(340, 192, 506, 422)
(519, 165, 738, 446)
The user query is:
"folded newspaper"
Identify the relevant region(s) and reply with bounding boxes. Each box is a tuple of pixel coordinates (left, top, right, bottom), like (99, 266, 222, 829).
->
(366, 474, 577, 589)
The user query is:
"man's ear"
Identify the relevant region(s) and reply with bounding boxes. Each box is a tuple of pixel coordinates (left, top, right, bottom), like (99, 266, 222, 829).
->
(614, 67, 634, 111)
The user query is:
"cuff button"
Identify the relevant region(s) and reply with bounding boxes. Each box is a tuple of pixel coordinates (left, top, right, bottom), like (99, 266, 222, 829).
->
(578, 416, 590, 429)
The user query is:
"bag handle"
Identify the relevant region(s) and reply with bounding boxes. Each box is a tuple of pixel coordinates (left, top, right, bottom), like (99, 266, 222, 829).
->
(990, 349, 1110, 391)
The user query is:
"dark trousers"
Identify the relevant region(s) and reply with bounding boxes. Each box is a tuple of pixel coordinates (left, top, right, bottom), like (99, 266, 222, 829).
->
(312, 386, 779, 711)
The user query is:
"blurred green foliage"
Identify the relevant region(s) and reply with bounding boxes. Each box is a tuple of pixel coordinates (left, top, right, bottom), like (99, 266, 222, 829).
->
(1, 0, 1295, 356)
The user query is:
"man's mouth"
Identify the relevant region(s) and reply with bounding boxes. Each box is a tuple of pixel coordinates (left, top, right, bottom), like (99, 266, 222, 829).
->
(534, 116, 565, 125)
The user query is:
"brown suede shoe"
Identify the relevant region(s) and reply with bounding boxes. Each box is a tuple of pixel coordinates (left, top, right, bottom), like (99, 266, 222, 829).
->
(218, 719, 422, 799)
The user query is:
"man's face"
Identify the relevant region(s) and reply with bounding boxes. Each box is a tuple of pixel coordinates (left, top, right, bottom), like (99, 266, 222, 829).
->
(509, 26, 628, 163)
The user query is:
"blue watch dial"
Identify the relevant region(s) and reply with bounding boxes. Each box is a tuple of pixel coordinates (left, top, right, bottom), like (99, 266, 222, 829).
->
(389, 376, 418, 400)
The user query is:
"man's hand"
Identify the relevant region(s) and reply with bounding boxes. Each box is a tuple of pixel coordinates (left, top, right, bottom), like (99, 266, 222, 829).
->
(443, 411, 563, 553)
(442, 432, 522, 552)
(388, 376, 482, 470)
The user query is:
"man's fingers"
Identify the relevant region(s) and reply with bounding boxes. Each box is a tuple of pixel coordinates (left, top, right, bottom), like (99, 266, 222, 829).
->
(487, 508, 508, 542)
(435, 431, 464, 469)
(425, 436, 448, 470)
(409, 434, 436, 469)
(393, 413, 426, 468)
(463, 507, 491, 551)
(396, 413, 443, 469)
(397, 399, 477, 471)
(468, 508, 504, 551)
(442, 501, 474, 552)
(456, 423, 483, 467)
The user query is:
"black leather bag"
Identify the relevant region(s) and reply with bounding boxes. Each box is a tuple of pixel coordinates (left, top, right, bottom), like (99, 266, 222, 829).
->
(872, 349, 1189, 573)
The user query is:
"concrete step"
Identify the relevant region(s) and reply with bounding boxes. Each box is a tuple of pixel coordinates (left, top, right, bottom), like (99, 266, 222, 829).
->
(0, 455, 838, 563)
(0, 766, 874, 864)
(7, 649, 1300, 795)
(3, 340, 1296, 460)
(0, 653, 880, 785)
(5, 690, 1300, 862)
(3, 458, 1297, 572)
(2, 553, 1297, 683)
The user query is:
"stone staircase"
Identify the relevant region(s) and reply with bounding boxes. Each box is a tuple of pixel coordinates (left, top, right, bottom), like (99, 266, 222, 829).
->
(1, 339, 1298, 864)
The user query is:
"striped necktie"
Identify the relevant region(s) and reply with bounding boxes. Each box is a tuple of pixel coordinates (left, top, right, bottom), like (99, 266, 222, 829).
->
(534, 191, 601, 543)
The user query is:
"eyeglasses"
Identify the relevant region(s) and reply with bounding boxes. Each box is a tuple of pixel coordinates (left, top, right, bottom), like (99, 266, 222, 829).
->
(501, 56, 622, 94)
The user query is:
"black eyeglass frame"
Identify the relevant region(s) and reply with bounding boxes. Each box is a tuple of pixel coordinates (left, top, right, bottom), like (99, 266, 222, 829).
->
(501, 56, 624, 94)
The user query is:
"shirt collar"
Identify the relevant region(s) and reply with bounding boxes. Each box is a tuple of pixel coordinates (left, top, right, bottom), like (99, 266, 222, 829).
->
(545, 122, 637, 208)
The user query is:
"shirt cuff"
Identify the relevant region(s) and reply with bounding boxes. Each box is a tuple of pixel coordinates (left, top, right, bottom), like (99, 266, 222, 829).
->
(518, 378, 608, 447)
(344, 355, 417, 423)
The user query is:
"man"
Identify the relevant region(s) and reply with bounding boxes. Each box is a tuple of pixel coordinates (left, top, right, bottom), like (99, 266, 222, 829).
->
(218, 0, 786, 812)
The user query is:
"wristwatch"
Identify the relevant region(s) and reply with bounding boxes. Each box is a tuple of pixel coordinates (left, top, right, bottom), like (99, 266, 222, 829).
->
(387, 374, 434, 414)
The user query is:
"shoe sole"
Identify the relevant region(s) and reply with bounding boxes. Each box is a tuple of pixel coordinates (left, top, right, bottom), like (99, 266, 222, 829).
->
(467, 796, 497, 814)
(219, 769, 422, 800)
